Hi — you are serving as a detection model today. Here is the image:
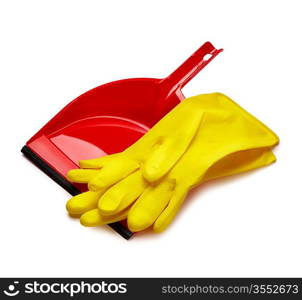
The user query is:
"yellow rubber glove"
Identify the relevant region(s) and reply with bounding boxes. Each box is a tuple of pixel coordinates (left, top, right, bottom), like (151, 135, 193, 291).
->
(67, 93, 279, 232)
(72, 146, 276, 228)
(67, 97, 205, 193)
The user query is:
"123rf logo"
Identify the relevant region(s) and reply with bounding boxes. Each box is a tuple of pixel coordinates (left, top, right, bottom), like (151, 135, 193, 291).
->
(2, 281, 127, 297)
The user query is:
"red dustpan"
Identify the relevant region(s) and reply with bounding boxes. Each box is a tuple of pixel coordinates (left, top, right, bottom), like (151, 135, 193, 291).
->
(22, 42, 222, 239)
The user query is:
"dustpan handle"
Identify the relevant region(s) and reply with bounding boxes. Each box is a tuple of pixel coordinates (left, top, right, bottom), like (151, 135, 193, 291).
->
(159, 42, 223, 96)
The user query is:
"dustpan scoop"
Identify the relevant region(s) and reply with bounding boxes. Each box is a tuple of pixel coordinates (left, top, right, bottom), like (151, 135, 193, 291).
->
(22, 42, 222, 239)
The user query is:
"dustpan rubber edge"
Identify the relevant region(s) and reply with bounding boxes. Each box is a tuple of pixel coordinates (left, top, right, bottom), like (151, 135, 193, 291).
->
(21, 145, 133, 240)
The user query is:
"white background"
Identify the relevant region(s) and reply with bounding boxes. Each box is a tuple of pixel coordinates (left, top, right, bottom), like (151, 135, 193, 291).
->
(1, 0, 301, 277)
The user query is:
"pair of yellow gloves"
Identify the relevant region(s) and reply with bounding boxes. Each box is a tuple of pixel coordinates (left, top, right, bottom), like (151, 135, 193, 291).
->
(66, 93, 279, 233)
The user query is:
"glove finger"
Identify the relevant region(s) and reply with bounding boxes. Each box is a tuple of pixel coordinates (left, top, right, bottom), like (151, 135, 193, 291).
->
(127, 179, 175, 232)
(79, 153, 120, 169)
(80, 208, 129, 227)
(153, 186, 188, 233)
(142, 112, 204, 182)
(67, 169, 100, 183)
(66, 191, 103, 215)
(88, 157, 140, 191)
(98, 170, 147, 215)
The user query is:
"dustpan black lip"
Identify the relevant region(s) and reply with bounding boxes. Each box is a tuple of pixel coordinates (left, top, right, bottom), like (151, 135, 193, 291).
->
(21, 145, 133, 240)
